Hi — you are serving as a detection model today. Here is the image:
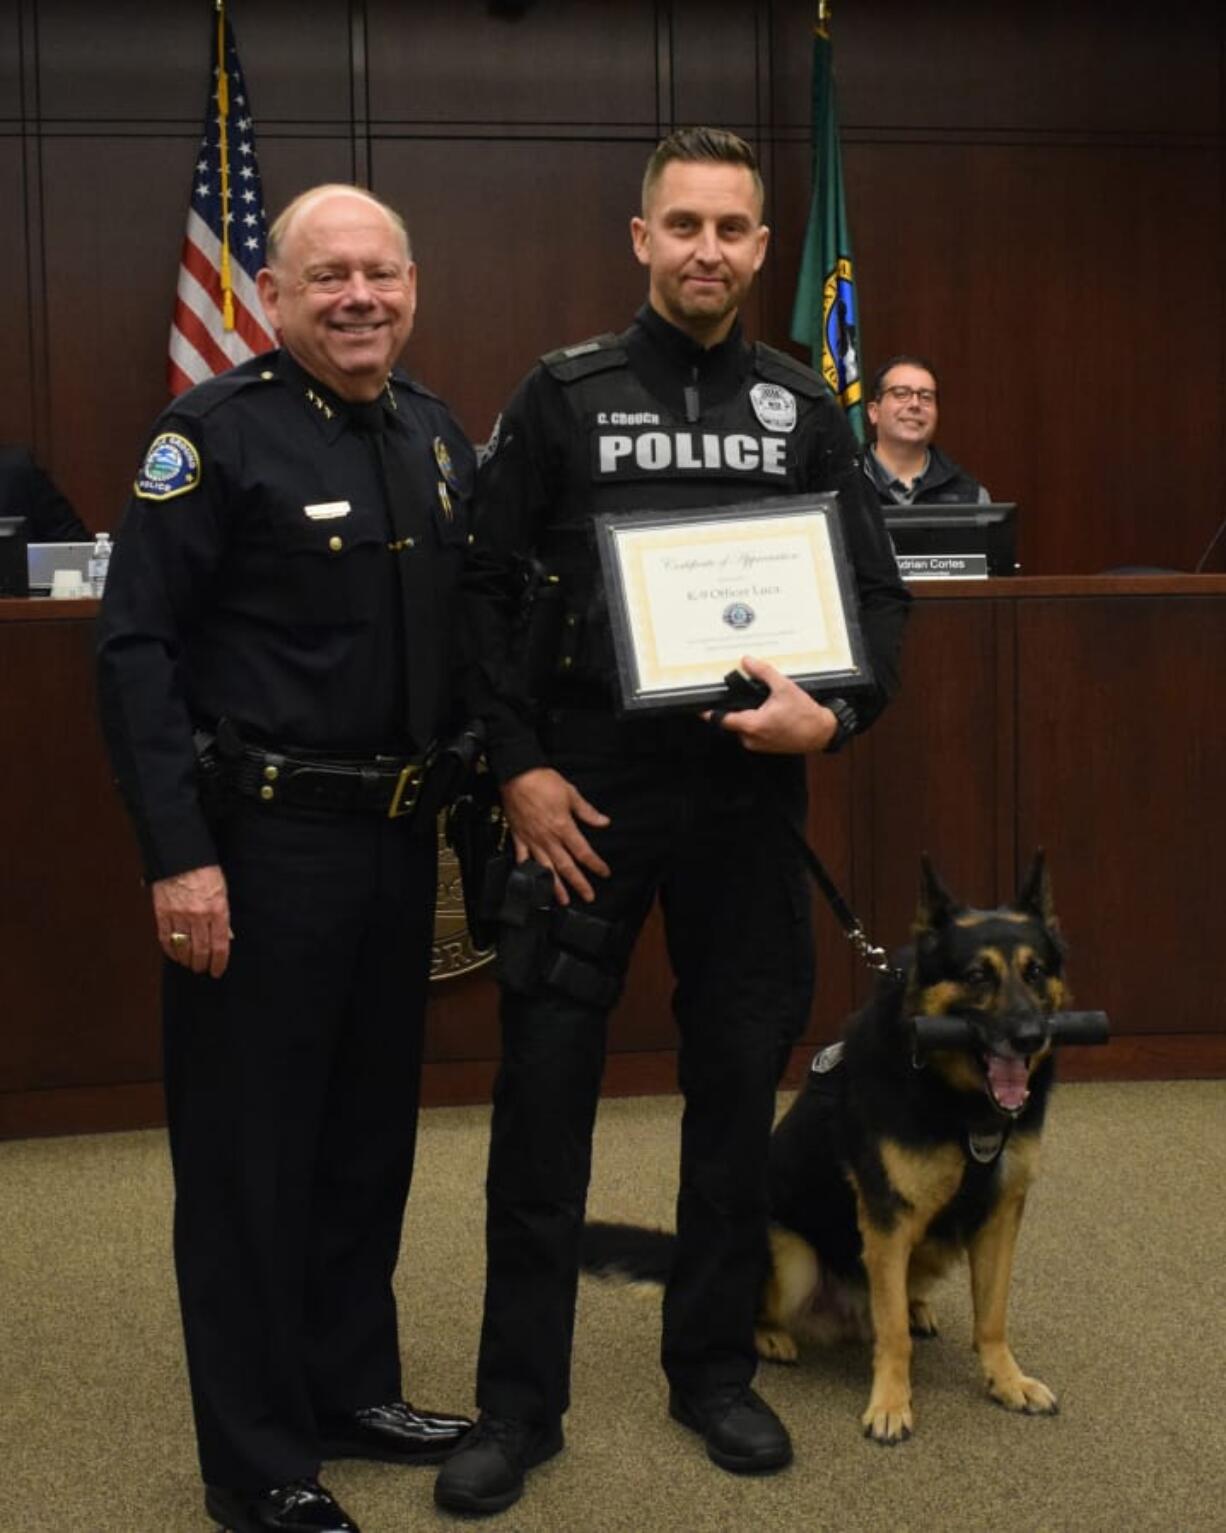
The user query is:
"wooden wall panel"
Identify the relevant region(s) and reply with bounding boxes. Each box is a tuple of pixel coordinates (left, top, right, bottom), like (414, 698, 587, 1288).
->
(1, 139, 33, 448)
(39, 139, 191, 527)
(766, 0, 1225, 580)
(855, 598, 1006, 948)
(254, 140, 361, 249)
(224, 5, 353, 125)
(772, 0, 1222, 134)
(845, 141, 1223, 576)
(5, 583, 1224, 1139)
(36, 2, 206, 117)
(367, 0, 658, 127)
(35, 0, 352, 123)
(0, 7, 20, 116)
(8, 0, 1224, 576)
(0, 610, 158, 1094)
(671, 6, 764, 132)
(375, 137, 650, 441)
(1015, 594, 1226, 1035)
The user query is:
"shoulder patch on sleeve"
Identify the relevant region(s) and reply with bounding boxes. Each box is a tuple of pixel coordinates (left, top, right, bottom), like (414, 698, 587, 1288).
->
(540, 334, 627, 384)
(752, 342, 827, 400)
(476, 413, 503, 468)
(134, 432, 202, 502)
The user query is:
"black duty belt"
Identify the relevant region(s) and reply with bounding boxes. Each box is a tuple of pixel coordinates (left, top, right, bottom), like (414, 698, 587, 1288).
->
(229, 744, 430, 818)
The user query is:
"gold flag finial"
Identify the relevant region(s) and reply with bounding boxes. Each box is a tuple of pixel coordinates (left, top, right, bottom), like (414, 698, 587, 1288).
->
(816, 0, 831, 39)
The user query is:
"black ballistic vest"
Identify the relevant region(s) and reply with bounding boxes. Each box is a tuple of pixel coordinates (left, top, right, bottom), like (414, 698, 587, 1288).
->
(537, 333, 825, 690)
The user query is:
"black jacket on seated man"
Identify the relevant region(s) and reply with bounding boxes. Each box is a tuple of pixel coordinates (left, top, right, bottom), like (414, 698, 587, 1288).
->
(0, 445, 92, 541)
(863, 442, 989, 506)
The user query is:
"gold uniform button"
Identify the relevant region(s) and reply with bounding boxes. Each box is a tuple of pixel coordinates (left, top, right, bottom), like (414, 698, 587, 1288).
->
(260, 370, 275, 380)
(259, 784, 275, 801)
(263, 764, 279, 783)
(329, 535, 343, 552)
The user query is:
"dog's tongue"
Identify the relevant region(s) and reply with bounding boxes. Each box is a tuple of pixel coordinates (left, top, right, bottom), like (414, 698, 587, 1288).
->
(987, 1056, 1030, 1110)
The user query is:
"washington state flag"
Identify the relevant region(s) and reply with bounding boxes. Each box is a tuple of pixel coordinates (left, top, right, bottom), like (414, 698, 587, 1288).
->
(790, 7, 865, 441)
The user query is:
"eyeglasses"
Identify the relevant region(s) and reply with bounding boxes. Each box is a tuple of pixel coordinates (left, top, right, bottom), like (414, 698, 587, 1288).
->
(880, 385, 937, 406)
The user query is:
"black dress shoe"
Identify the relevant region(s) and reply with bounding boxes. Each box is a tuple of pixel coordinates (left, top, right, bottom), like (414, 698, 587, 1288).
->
(204, 1478, 361, 1533)
(319, 1399, 473, 1465)
(669, 1385, 793, 1474)
(433, 1413, 564, 1516)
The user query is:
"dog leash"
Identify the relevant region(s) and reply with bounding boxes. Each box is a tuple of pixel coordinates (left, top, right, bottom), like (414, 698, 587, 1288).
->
(782, 819, 904, 981)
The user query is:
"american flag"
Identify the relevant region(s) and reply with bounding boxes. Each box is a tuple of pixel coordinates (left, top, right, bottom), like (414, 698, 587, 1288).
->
(167, 8, 275, 396)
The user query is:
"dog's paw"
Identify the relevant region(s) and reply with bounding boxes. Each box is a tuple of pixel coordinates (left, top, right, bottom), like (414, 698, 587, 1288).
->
(755, 1325, 799, 1364)
(908, 1298, 939, 1338)
(988, 1372, 1059, 1415)
(861, 1395, 913, 1445)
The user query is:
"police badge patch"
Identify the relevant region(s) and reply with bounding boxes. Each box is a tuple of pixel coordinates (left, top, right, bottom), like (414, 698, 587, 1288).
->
(134, 432, 202, 502)
(749, 381, 798, 434)
(433, 435, 460, 490)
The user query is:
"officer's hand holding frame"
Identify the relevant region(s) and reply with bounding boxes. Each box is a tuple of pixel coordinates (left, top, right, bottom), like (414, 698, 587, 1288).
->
(593, 493, 873, 716)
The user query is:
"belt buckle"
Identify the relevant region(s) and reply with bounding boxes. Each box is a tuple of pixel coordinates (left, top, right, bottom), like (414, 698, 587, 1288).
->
(387, 761, 424, 819)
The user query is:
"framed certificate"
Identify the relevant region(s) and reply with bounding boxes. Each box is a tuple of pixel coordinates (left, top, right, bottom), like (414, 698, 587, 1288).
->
(594, 492, 873, 715)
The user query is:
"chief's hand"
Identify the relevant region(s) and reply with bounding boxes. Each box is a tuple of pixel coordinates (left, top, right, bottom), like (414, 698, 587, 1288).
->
(152, 865, 232, 978)
(704, 655, 839, 755)
(500, 767, 611, 905)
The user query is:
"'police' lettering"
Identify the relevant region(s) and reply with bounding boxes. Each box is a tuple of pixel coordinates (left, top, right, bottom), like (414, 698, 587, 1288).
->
(592, 429, 788, 481)
(598, 435, 634, 472)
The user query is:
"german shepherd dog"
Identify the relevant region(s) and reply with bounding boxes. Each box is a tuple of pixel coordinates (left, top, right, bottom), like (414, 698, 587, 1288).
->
(582, 853, 1068, 1445)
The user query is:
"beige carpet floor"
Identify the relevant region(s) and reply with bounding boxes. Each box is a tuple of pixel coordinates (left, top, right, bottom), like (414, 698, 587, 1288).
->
(3, 1080, 1225, 1532)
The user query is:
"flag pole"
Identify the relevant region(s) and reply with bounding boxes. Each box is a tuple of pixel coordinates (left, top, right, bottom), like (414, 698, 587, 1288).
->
(215, 0, 235, 331)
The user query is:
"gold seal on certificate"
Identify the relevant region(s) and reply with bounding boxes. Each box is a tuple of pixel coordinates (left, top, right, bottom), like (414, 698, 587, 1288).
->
(594, 492, 872, 714)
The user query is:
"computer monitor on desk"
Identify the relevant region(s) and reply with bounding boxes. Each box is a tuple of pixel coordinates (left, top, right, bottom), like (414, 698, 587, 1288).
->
(26, 540, 94, 596)
(884, 502, 1018, 581)
(0, 516, 29, 597)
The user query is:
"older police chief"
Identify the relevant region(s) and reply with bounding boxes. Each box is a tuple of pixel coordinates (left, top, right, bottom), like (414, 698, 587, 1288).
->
(97, 186, 472, 1533)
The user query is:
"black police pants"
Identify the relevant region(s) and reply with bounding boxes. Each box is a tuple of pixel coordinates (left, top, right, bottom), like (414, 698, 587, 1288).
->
(162, 802, 436, 1490)
(476, 717, 814, 1424)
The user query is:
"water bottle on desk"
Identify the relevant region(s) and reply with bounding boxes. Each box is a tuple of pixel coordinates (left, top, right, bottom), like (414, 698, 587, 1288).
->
(88, 532, 112, 597)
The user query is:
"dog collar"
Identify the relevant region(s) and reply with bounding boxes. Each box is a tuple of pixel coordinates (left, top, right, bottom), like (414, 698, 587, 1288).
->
(967, 1128, 1006, 1164)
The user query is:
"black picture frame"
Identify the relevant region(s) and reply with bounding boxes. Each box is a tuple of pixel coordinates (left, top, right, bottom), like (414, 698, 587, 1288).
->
(593, 492, 873, 716)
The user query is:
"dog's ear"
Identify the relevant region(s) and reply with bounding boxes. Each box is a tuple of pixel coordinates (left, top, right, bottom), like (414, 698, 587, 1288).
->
(916, 853, 959, 932)
(1015, 849, 1057, 925)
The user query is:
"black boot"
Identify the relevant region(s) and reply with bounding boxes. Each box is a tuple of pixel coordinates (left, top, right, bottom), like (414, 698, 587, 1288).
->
(669, 1385, 792, 1473)
(433, 1413, 564, 1516)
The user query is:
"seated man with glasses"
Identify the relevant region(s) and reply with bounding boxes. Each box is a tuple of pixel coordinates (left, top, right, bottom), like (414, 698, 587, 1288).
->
(862, 354, 990, 506)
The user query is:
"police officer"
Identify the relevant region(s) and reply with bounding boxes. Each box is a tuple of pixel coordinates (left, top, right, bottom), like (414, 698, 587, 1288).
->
(435, 130, 910, 1517)
(97, 185, 473, 1533)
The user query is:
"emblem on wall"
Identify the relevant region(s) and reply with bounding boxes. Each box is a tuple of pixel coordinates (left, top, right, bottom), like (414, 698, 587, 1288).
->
(431, 817, 495, 982)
